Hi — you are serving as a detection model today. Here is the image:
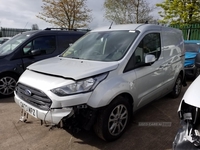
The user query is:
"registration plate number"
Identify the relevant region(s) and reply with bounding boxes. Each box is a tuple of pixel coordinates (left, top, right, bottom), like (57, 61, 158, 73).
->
(19, 101, 37, 118)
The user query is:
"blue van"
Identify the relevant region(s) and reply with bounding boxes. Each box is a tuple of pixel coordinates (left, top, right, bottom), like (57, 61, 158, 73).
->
(184, 40, 200, 79)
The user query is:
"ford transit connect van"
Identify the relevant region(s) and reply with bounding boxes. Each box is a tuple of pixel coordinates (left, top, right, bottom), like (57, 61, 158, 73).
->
(0, 29, 86, 97)
(14, 24, 185, 141)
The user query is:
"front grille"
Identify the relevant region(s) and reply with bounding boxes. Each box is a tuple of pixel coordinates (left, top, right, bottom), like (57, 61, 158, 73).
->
(16, 83, 52, 111)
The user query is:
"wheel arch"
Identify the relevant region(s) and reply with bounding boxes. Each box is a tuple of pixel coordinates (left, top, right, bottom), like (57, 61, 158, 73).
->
(173, 70, 184, 87)
(178, 70, 184, 81)
(179, 70, 188, 86)
(93, 92, 134, 141)
(0, 71, 20, 79)
(108, 92, 134, 113)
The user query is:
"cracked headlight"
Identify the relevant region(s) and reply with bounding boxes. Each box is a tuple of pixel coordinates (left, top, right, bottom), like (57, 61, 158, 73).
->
(51, 73, 108, 96)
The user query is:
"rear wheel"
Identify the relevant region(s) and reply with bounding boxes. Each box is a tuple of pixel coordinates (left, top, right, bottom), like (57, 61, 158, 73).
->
(170, 74, 182, 98)
(0, 74, 18, 97)
(194, 68, 200, 79)
(94, 96, 131, 141)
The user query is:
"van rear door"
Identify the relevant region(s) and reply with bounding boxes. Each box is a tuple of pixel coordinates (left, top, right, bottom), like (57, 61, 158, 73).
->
(161, 29, 184, 90)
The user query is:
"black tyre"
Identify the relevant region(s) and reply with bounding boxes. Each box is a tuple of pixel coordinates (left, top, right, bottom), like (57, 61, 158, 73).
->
(194, 68, 200, 80)
(94, 96, 131, 141)
(0, 73, 18, 97)
(170, 74, 182, 98)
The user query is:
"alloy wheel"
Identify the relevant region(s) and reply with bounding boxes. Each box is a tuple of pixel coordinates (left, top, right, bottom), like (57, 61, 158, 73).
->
(175, 78, 182, 95)
(0, 76, 16, 96)
(108, 104, 128, 136)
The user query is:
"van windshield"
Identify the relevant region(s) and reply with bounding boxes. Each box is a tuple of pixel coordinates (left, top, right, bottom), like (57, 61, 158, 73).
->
(61, 30, 139, 61)
(0, 32, 33, 56)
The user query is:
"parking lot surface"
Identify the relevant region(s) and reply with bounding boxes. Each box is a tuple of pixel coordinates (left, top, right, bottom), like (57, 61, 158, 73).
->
(0, 81, 191, 150)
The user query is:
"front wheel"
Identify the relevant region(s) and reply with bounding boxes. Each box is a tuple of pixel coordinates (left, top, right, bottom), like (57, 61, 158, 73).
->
(170, 74, 182, 98)
(94, 96, 131, 141)
(0, 74, 18, 97)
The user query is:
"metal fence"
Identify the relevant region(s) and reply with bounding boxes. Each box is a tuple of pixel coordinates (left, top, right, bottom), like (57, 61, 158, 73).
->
(170, 24, 200, 40)
(0, 27, 31, 37)
(1, 24, 200, 40)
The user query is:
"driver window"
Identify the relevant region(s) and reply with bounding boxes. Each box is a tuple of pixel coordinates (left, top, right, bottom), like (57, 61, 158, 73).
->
(23, 36, 56, 55)
(135, 33, 161, 65)
(124, 33, 161, 73)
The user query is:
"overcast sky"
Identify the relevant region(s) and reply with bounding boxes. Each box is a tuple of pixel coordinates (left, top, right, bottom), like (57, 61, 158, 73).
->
(0, 0, 163, 30)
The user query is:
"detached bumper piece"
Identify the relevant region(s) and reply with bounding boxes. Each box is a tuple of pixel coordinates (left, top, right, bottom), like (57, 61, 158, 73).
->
(19, 109, 28, 122)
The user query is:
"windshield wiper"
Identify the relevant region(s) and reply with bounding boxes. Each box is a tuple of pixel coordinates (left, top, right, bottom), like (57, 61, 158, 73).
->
(59, 55, 80, 59)
(70, 56, 80, 59)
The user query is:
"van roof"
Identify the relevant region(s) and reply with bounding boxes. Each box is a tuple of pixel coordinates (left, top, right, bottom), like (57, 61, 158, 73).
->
(19, 29, 88, 37)
(91, 24, 180, 33)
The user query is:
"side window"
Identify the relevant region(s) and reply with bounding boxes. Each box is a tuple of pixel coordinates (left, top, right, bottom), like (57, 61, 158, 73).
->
(57, 35, 83, 53)
(124, 33, 161, 72)
(142, 33, 161, 59)
(135, 33, 161, 64)
(23, 36, 56, 55)
(23, 42, 32, 54)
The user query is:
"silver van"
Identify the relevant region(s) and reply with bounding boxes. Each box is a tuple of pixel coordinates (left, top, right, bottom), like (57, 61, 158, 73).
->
(14, 24, 185, 141)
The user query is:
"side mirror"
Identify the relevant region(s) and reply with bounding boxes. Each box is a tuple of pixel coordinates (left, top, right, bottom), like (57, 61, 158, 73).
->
(145, 54, 156, 64)
(31, 49, 45, 56)
(195, 53, 200, 68)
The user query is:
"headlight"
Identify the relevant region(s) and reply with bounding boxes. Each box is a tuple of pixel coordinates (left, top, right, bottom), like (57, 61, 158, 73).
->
(51, 73, 108, 96)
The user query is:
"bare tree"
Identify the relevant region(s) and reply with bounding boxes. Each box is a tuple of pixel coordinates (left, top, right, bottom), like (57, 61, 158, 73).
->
(37, 0, 92, 29)
(104, 0, 155, 24)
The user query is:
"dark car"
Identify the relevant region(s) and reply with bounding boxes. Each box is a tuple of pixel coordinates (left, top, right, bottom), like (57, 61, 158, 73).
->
(184, 40, 200, 79)
(0, 28, 87, 97)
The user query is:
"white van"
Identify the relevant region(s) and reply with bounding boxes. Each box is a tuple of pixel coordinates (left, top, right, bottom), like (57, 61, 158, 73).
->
(14, 24, 185, 141)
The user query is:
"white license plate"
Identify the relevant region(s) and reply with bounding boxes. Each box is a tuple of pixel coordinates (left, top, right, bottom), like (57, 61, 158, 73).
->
(19, 101, 37, 118)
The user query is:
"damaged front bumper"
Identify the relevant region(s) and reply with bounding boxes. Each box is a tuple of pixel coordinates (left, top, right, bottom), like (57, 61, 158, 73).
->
(173, 101, 200, 149)
(173, 121, 200, 150)
(14, 94, 73, 124)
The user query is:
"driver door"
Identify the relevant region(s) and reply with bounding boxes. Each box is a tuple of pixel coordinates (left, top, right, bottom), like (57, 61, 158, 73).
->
(22, 36, 57, 69)
(124, 32, 167, 109)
